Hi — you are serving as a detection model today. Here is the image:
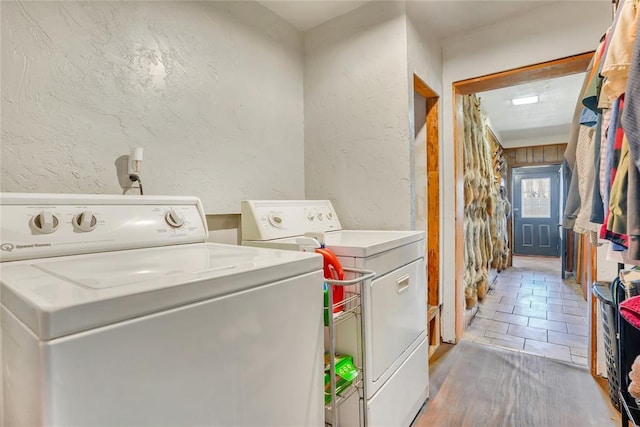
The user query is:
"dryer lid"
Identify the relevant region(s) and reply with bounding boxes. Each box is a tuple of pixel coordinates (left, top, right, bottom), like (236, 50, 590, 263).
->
(0, 243, 321, 340)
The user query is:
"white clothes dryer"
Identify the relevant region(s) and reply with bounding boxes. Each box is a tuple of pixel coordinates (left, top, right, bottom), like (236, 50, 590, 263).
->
(0, 193, 324, 427)
(241, 200, 428, 427)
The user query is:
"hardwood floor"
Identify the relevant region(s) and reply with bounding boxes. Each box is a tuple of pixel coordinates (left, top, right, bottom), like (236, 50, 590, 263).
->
(411, 340, 620, 427)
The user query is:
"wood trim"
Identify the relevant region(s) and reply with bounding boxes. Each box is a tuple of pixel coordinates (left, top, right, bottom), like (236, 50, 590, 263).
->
(507, 166, 514, 267)
(453, 51, 593, 95)
(590, 290, 598, 376)
(453, 91, 466, 341)
(590, 242, 598, 375)
(427, 97, 440, 308)
(414, 74, 438, 98)
(566, 231, 574, 272)
(487, 127, 501, 148)
(428, 308, 441, 359)
(504, 143, 567, 167)
(576, 235, 583, 283)
(589, 244, 597, 297)
(414, 74, 442, 351)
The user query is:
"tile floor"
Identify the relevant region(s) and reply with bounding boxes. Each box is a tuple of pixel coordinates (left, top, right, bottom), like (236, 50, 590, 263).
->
(463, 256, 589, 366)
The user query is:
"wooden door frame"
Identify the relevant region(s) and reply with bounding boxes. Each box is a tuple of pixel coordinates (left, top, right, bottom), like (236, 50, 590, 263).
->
(451, 52, 593, 340)
(414, 75, 441, 358)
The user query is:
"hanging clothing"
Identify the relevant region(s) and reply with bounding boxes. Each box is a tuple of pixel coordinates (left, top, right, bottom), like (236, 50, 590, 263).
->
(600, 109, 614, 198)
(574, 125, 599, 235)
(591, 115, 606, 224)
(608, 136, 630, 235)
(601, 0, 639, 104)
(629, 151, 640, 259)
(601, 100, 630, 248)
(563, 55, 596, 229)
(621, 6, 640, 174)
(603, 97, 623, 209)
(584, 37, 608, 112)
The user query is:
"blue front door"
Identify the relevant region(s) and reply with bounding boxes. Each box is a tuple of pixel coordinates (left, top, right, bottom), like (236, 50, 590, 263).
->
(512, 165, 561, 257)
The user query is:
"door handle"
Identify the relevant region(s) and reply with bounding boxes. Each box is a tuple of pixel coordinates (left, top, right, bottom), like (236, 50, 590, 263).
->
(397, 274, 410, 294)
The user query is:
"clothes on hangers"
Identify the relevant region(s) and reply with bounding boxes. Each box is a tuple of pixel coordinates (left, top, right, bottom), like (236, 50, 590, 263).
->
(563, 0, 640, 260)
(601, 0, 639, 105)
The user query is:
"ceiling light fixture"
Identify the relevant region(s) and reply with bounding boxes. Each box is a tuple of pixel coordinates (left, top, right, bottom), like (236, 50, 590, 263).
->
(511, 96, 539, 106)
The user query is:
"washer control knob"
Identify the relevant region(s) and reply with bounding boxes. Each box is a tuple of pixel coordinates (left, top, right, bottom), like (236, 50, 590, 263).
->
(73, 210, 98, 232)
(268, 213, 283, 228)
(307, 213, 315, 221)
(30, 211, 60, 234)
(327, 212, 333, 220)
(317, 212, 324, 221)
(165, 209, 185, 228)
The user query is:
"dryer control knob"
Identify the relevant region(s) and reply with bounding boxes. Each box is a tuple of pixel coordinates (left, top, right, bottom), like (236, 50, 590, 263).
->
(268, 213, 283, 228)
(30, 211, 60, 234)
(73, 210, 98, 232)
(317, 212, 324, 221)
(165, 209, 185, 228)
(307, 214, 315, 221)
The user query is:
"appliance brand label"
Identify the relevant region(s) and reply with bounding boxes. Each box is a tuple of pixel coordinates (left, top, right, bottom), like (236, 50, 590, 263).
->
(1, 243, 52, 252)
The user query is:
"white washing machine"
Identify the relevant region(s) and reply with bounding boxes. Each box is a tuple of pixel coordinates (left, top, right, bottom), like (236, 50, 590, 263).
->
(241, 200, 428, 427)
(0, 193, 324, 427)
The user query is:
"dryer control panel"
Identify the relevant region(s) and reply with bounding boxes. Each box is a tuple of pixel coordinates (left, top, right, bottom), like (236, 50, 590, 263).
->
(0, 193, 208, 262)
(241, 200, 342, 241)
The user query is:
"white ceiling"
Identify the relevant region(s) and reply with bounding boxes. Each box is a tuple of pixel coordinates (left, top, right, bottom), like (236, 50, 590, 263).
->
(406, 1, 544, 40)
(259, 1, 545, 38)
(477, 73, 585, 148)
(258, 1, 586, 148)
(258, 1, 371, 31)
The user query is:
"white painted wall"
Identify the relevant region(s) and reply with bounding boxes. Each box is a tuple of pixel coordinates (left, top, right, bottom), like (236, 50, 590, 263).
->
(304, 1, 413, 230)
(440, 1, 611, 342)
(1, 1, 304, 213)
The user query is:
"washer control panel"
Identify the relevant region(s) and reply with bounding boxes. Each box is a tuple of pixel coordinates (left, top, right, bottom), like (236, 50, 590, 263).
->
(0, 194, 208, 262)
(241, 200, 341, 241)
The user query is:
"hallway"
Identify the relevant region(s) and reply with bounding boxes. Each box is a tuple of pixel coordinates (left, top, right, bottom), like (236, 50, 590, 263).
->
(412, 257, 618, 426)
(464, 256, 588, 365)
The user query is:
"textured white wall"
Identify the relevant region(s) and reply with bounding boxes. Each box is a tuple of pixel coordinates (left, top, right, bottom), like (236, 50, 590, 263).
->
(304, 1, 412, 230)
(440, 1, 611, 342)
(1, 1, 304, 213)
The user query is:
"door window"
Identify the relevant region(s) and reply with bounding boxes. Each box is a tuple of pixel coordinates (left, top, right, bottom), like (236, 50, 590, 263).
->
(521, 177, 551, 218)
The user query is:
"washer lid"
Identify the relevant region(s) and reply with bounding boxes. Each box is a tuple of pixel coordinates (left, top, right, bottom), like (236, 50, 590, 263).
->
(258, 230, 425, 258)
(0, 243, 321, 340)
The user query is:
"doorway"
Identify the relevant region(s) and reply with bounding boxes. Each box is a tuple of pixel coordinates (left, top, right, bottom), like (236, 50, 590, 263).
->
(512, 165, 562, 257)
(450, 52, 607, 377)
(413, 75, 441, 359)
(451, 51, 593, 341)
